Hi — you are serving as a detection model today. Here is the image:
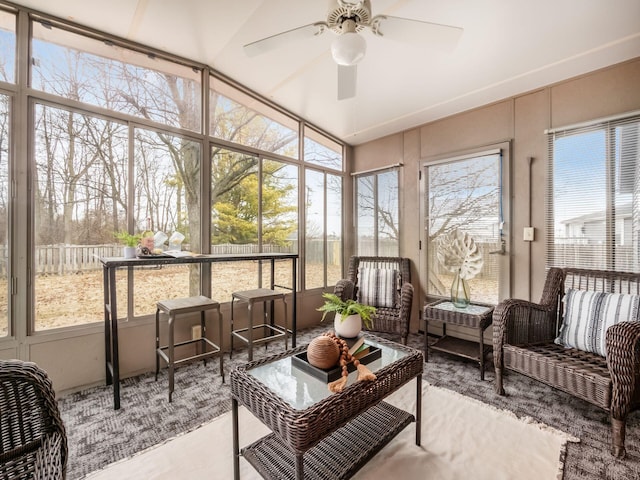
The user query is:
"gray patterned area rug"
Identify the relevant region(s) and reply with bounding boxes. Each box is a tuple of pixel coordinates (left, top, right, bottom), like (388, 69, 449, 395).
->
(58, 326, 640, 480)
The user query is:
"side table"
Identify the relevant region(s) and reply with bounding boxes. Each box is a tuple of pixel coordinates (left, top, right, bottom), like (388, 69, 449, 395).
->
(423, 300, 494, 380)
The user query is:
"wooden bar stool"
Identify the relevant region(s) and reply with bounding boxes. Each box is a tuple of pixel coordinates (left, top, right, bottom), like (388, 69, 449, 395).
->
(155, 295, 224, 402)
(230, 288, 287, 361)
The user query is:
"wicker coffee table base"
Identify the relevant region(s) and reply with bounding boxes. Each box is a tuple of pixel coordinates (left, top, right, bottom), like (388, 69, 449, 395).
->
(232, 337, 423, 479)
(242, 402, 414, 480)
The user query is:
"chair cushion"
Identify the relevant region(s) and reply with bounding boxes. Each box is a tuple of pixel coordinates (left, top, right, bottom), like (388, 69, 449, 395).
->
(358, 268, 399, 309)
(555, 289, 640, 357)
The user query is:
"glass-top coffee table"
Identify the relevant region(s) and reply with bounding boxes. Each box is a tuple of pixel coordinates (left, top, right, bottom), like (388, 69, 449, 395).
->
(230, 335, 424, 479)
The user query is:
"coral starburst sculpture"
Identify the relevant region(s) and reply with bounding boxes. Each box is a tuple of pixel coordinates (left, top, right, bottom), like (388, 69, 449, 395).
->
(436, 229, 484, 280)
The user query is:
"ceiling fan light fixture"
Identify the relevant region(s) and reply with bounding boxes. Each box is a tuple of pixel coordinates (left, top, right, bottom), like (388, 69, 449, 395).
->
(331, 31, 366, 66)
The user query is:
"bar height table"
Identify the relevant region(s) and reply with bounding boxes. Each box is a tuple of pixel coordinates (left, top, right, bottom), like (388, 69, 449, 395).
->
(101, 252, 298, 410)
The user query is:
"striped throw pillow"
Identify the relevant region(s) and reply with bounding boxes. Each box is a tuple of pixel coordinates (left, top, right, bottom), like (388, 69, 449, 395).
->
(357, 268, 399, 309)
(555, 289, 640, 357)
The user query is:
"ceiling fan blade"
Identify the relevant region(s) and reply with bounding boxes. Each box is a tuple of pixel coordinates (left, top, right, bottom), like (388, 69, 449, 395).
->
(372, 16, 463, 52)
(244, 22, 328, 57)
(337, 64, 357, 100)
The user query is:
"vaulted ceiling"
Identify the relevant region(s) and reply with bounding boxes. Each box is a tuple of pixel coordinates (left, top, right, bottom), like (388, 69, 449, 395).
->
(11, 0, 640, 145)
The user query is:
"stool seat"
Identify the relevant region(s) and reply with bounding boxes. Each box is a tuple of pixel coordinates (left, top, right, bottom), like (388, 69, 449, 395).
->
(230, 288, 288, 361)
(157, 296, 220, 315)
(155, 295, 224, 402)
(232, 288, 286, 302)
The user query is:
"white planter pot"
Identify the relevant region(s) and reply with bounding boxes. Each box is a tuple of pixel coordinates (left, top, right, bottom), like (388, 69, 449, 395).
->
(123, 246, 137, 259)
(334, 313, 362, 338)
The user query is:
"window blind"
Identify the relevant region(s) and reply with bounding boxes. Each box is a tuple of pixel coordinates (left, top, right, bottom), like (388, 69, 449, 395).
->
(546, 114, 640, 272)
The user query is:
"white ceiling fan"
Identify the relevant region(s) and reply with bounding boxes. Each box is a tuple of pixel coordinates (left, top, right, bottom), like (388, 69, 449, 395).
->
(244, 0, 463, 100)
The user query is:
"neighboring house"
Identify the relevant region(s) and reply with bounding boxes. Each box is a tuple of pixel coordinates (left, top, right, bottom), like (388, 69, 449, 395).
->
(560, 203, 632, 246)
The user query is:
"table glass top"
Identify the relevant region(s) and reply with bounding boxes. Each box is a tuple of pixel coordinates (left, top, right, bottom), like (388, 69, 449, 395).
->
(247, 338, 408, 410)
(428, 301, 492, 316)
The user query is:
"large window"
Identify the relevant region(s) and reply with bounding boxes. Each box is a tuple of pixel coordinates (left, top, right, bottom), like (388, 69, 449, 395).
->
(0, 7, 345, 336)
(0, 92, 8, 336)
(211, 147, 298, 297)
(210, 77, 298, 158)
(305, 170, 342, 289)
(547, 115, 640, 271)
(304, 128, 343, 171)
(424, 151, 505, 305)
(132, 128, 201, 317)
(355, 169, 399, 256)
(0, 11, 15, 335)
(32, 21, 201, 132)
(0, 9, 15, 83)
(33, 103, 128, 330)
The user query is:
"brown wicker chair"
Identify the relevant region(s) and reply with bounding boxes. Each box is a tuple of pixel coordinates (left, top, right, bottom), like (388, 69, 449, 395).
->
(493, 267, 640, 458)
(0, 360, 68, 479)
(334, 256, 413, 345)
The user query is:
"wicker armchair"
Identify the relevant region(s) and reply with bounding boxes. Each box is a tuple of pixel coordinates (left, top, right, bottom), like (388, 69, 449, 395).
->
(493, 267, 640, 458)
(0, 360, 68, 479)
(334, 256, 413, 345)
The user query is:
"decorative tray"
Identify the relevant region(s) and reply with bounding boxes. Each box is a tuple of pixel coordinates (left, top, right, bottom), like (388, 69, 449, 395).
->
(291, 344, 381, 383)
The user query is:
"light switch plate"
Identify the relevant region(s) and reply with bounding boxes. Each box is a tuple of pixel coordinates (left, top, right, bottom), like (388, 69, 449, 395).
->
(523, 227, 535, 242)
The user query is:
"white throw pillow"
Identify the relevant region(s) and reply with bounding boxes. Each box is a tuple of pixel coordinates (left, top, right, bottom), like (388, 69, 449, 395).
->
(357, 268, 399, 309)
(555, 289, 640, 357)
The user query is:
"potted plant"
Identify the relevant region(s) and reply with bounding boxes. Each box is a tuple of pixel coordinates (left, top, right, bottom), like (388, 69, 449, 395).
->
(317, 292, 376, 338)
(114, 231, 141, 259)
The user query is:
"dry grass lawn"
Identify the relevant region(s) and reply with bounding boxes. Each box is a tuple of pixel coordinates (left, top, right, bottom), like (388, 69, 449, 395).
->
(0, 265, 498, 337)
(0, 262, 342, 335)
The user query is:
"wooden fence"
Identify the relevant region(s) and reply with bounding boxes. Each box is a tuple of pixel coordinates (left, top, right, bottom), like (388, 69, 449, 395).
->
(7, 243, 300, 276)
(1, 239, 556, 277)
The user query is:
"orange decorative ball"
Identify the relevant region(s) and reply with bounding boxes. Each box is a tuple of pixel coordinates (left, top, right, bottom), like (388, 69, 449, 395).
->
(307, 336, 340, 369)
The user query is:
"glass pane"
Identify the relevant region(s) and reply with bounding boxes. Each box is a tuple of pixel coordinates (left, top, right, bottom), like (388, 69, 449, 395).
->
(263, 159, 298, 291)
(210, 147, 261, 296)
(615, 122, 639, 271)
(427, 155, 501, 304)
(210, 77, 298, 158)
(377, 171, 399, 256)
(356, 176, 375, 255)
(31, 22, 201, 132)
(304, 128, 343, 170)
(356, 170, 399, 256)
(326, 173, 342, 285)
(133, 129, 201, 316)
(305, 170, 325, 289)
(551, 130, 607, 269)
(34, 104, 128, 330)
(0, 10, 16, 83)
(0, 93, 8, 336)
(550, 121, 640, 272)
(262, 160, 298, 249)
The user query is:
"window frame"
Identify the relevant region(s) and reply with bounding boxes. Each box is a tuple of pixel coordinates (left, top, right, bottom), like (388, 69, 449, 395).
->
(353, 166, 400, 257)
(419, 142, 511, 311)
(2, 4, 346, 339)
(546, 113, 640, 272)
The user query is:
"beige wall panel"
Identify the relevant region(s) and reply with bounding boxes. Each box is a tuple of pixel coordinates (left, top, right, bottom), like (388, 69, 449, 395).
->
(29, 333, 104, 393)
(551, 58, 640, 128)
(419, 100, 513, 158)
(401, 129, 421, 332)
(512, 89, 550, 301)
(352, 132, 403, 172)
(0, 346, 18, 359)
